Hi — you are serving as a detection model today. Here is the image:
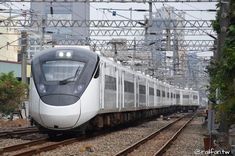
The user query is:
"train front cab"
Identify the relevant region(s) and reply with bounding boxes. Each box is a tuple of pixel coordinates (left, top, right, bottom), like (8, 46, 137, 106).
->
(29, 48, 100, 130)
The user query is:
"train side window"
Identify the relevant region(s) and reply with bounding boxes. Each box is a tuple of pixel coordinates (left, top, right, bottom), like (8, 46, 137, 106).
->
(139, 85, 146, 94)
(162, 91, 166, 97)
(105, 75, 116, 90)
(149, 87, 154, 96)
(124, 81, 134, 93)
(183, 95, 189, 98)
(157, 89, 161, 97)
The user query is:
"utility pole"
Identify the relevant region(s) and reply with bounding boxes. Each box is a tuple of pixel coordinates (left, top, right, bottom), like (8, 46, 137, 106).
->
(149, 2, 152, 22)
(21, 31, 27, 84)
(166, 29, 171, 51)
(132, 38, 136, 70)
(173, 29, 179, 81)
(108, 40, 124, 62)
(216, 0, 231, 133)
(216, 0, 230, 60)
(40, 18, 46, 50)
(149, 2, 153, 76)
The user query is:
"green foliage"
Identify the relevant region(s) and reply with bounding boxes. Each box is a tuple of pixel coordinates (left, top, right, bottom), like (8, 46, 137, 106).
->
(212, 3, 221, 34)
(0, 72, 27, 115)
(212, 20, 220, 34)
(215, 97, 235, 125)
(207, 0, 235, 127)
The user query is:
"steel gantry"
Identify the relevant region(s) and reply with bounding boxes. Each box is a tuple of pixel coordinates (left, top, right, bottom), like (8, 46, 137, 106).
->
(0, 19, 213, 28)
(1, 0, 217, 2)
(0, 18, 215, 51)
(29, 38, 214, 51)
(90, 28, 215, 36)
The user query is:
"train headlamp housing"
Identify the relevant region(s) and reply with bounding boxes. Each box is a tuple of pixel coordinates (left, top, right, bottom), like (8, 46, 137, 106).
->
(56, 50, 73, 59)
(39, 84, 46, 94)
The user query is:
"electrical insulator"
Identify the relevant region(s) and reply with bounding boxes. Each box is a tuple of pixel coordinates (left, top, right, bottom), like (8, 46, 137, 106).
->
(50, 2, 53, 15)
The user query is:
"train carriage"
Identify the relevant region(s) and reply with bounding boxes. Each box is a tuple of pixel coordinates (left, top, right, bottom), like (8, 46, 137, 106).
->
(29, 47, 200, 134)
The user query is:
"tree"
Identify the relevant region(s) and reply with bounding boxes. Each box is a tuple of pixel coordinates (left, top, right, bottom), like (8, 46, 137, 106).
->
(0, 72, 27, 115)
(208, 0, 235, 131)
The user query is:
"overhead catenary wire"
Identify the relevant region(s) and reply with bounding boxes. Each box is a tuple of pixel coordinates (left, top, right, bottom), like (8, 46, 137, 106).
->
(0, 38, 20, 50)
(162, 3, 216, 40)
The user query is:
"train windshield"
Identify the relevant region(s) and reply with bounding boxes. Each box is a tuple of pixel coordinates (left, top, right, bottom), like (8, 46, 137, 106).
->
(42, 60, 85, 82)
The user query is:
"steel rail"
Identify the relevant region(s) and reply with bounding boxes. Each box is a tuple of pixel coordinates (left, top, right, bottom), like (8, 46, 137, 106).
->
(0, 138, 48, 154)
(114, 113, 194, 156)
(154, 114, 195, 156)
(0, 127, 39, 137)
(0, 137, 80, 156)
(114, 115, 187, 156)
(12, 138, 79, 156)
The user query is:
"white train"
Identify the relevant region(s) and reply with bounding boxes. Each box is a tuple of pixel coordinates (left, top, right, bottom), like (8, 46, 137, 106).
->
(29, 47, 199, 134)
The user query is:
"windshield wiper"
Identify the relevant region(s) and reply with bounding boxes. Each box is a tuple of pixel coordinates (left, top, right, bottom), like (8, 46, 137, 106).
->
(59, 67, 80, 85)
(59, 76, 75, 85)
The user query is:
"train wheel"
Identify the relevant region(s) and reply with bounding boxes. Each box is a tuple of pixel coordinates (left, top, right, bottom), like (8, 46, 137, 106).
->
(47, 132, 57, 139)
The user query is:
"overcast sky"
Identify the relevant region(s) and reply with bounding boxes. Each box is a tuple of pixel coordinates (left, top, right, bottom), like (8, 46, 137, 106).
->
(0, 2, 217, 57)
(90, 2, 216, 20)
(1, 2, 216, 20)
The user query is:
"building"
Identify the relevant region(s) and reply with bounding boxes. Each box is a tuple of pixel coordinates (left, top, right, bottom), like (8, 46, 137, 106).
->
(28, 2, 90, 59)
(0, 15, 19, 62)
(0, 60, 31, 80)
(145, 7, 186, 81)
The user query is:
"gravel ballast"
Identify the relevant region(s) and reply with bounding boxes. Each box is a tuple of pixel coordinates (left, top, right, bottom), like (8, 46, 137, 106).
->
(163, 116, 207, 156)
(0, 114, 206, 156)
(38, 117, 176, 156)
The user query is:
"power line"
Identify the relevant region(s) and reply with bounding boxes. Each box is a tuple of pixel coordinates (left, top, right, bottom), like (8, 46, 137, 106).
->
(162, 3, 216, 40)
(0, 0, 218, 2)
(0, 38, 20, 50)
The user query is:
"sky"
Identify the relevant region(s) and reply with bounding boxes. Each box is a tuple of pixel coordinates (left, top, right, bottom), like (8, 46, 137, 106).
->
(0, 1, 217, 57)
(89, 2, 216, 20)
(0, 2, 216, 20)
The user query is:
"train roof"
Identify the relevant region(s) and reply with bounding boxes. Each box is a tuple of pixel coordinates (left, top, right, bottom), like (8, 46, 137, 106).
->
(32, 47, 98, 61)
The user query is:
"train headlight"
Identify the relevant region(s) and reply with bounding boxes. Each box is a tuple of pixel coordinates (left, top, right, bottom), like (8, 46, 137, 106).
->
(73, 84, 84, 94)
(56, 50, 73, 58)
(66, 52, 72, 58)
(58, 52, 64, 57)
(39, 84, 46, 93)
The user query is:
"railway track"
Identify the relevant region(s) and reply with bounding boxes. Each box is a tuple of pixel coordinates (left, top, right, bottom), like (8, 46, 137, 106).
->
(0, 127, 39, 138)
(115, 113, 195, 156)
(0, 113, 193, 155)
(0, 137, 80, 156)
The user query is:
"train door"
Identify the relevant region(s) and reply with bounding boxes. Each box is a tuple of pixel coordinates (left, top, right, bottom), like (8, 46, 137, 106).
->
(154, 82, 157, 107)
(180, 90, 183, 105)
(103, 64, 117, 110)
(158, 85, 162, 107)
(146, 80, 149, 107)
(100, 62, 105, 110)
(134, 75, 137, 108)
(117, 68, 124, 110)
(156, 82, 161, 107)
(121, 70, 125, 108)
(136, 77, 139, 108)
